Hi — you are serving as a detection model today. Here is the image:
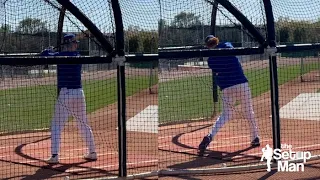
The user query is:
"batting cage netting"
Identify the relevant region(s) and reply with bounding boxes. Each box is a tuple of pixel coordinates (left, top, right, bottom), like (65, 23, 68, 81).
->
(120, 0, 159, 177)
(0, 0, 158, 179)
(1, 0, 320, 179)
(272, 0, 320, 174)
(158, 0, 320, 176)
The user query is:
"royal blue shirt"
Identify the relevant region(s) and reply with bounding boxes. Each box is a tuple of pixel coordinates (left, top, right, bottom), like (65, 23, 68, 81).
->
(40, 50, 82, 89)
(207, 42, 248, 90)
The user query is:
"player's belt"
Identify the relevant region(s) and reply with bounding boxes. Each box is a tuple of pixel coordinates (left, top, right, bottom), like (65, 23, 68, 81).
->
(59, 87, 82, 90)
(66, 87, 82, 89)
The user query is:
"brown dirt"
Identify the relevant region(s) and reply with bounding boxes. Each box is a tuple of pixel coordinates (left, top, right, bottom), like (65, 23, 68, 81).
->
(159, 159, 320, 180)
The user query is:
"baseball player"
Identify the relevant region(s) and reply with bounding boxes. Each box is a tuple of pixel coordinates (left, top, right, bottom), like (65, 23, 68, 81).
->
(40, 34, 97, 164)
(198, 35, 260, 155)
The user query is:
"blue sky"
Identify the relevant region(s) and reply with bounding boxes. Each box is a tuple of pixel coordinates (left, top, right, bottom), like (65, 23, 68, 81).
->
(2, 0, 320, 33)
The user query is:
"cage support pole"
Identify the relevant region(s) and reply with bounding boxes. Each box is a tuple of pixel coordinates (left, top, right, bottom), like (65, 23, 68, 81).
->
(262, 0, 281, 152)
(110, 0, 126, 177)
(210, 0, 219, 117)
(117, 58, 127, 177)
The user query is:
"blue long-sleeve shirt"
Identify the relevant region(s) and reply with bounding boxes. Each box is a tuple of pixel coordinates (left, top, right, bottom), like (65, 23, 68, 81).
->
(40, 50, 82, 89)
(207, 42, 248, 90)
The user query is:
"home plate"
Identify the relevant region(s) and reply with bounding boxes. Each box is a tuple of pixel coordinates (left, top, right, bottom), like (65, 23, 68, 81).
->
(280, 93, 320, 121)
(126, 105, 158, 133)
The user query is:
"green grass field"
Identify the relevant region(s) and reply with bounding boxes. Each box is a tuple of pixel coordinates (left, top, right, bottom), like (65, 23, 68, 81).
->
(0, 75, 157, 133)
(159, 62, 319, 124)
(0, 62, 317, 131)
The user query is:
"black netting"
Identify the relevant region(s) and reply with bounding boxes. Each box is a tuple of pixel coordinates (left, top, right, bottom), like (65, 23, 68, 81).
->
(0, 1, 118, 179)
(1, 0, 320, 179)
(120, 0, 159, 54)
(159, 0, 266, 48)
(0, 0, 115, 55)
(272, 0, 320, 44)
(272, 0, 320, 164)
(120, 0, 159, 176)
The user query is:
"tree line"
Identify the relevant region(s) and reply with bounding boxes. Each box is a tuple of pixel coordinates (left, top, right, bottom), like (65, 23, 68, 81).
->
(124, 26, 158, 53)
(1, 13, 320, 54)
(158, 12, 320, 47)
(0, 18, 158, 54)
(275, 17, 320, 44)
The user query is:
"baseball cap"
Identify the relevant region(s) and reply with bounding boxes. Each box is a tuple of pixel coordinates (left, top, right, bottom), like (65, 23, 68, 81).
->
(63, 33, 80, 45)
(204, 35, 220, 48)
(205, 35, 215, 43)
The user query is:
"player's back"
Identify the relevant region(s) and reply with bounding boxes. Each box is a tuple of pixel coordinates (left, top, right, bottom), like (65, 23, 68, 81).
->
(207, 42, 248, 90)
(40, 50, 82, 89)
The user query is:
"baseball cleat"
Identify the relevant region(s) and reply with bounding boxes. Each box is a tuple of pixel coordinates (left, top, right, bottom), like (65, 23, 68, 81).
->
(84, 152, 97, 161)
(198, 134, 212, 156)
(46, 154, 59, 164)
(251, 137, 260, 147)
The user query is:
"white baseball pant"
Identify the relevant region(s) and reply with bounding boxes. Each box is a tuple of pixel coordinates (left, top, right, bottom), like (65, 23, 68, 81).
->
(210, 82, 259, 140)
(51, 88, 96, 155)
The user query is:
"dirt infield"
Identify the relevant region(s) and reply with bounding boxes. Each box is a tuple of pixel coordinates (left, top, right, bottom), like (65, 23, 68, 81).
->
(0, 83, 158, 179)
(158, 70, 320, 174)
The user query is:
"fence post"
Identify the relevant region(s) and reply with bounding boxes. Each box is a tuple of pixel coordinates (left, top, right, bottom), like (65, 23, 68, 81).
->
(210, 1, 219, 117)
(268, 48, 281, 153)
(300, 57, 304, 82)
(262, 0, 281, 153)
(212, 71, 218, 117)
(116, 57, 127, 177)
(109, 0, 126, 176)
(149, 62, 155, 94)
(317, 52, 320, 79)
